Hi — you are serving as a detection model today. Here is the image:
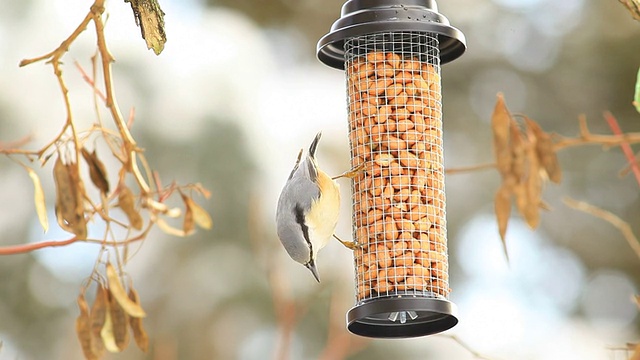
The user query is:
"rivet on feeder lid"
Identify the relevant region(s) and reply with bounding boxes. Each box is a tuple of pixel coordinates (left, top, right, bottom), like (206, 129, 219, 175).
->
(316, 0, 466, 338)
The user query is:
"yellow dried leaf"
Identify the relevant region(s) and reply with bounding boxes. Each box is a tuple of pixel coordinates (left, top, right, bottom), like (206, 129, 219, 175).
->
(632, 343, 640, 360)
(495, 184, 512, 260)
(25, 167, 48, 233)
(128, 288, 149, 353)
(81, 148, 110, 195)
(524, 128, 542, 229)
(509, 120, 526, 181)
(524, 117, 562, 184)
(185, 197, 212, 230)
(156, 217, 186, 237)
(492, 93, 512, 177)
(105, 263, 146, 318)
(53, 157, 87, 238)
(181, 194, 195, 235)
(90, 284, 108, 357)
(107, 288, 130, 351)
(100, 307, 120, 353)
(180, 192, 213, 233)
(118, 185, 143, 230)
(76, 294, 98, 360)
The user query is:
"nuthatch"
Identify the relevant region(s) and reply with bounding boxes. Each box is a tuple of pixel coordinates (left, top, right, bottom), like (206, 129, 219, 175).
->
(276, 132, 359, 282)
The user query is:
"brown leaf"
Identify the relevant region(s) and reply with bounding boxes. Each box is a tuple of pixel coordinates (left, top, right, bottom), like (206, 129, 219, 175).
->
(81, 148, 110, 195)
(118, 185, 143, 230)
(509, 120, 526, 181)
(105, 262, 146, 318)
(107, 287, 130, 351)
(492, 93, 513, 177)
(53, 157, 87, 238)
(89, 284, 108, 357)
(495, 184, 512, 260)
(524, 117, 562, 184)
(128, 288, 149, 353)
(181, 193, 195, 235)
(524, 127, 542, 229)
(76, 294, 98, 360)
(635, 294, 640, 309)
(181, 192, 213, 232)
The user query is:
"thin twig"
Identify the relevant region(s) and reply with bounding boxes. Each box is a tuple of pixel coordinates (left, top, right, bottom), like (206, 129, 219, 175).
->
(440, 334, 499, 360)
(563, 197, 640, 261)
(446, 162, 496, 175)
(603, 111, 640, 187)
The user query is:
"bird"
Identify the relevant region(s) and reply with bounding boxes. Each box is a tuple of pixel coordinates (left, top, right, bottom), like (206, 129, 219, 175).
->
(276, 132, 360, 282)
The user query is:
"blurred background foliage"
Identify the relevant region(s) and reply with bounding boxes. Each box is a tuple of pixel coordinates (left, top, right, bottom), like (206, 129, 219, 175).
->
(0, 0, 639, 359)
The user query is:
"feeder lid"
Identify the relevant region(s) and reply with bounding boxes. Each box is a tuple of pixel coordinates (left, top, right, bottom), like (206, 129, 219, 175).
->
(317, 0, 466, 69)
(347, 296, 458, 338)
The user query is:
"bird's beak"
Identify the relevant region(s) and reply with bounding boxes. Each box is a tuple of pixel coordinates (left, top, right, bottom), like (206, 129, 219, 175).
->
(306, 260, 320, 283)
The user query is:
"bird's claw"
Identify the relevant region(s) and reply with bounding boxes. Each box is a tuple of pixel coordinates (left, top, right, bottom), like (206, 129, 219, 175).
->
(333, 234, 362, 250)
(332, 163, 366, 180)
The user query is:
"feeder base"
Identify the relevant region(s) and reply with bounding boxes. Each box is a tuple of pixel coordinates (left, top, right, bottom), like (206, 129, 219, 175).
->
(347, 296, 457, 338)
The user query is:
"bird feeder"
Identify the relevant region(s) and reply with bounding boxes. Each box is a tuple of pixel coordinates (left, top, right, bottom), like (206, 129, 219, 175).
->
(317, 0, 466, 338)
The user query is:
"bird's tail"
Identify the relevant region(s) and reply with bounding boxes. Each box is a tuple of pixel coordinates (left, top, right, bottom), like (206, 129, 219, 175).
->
(308, 132, 322, 159)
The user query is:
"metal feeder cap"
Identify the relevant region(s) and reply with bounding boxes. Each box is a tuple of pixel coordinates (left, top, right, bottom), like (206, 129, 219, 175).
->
(317, 0, 466, 70)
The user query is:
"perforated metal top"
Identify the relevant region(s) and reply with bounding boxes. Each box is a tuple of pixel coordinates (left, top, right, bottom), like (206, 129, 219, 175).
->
(317, 0, 466, 69)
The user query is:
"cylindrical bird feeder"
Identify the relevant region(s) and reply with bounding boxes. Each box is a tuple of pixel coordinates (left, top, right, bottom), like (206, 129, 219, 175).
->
(317, 0, 466, 338)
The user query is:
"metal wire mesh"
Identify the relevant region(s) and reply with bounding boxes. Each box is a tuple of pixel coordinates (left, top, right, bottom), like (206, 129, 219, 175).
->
(344, 31, 449, 304)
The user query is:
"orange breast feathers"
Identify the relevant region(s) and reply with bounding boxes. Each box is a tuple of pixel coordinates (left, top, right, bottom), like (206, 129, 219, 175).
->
(305, 170, 341, 256)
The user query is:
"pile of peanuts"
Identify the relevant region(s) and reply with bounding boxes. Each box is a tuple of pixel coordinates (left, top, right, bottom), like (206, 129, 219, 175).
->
(345, 50, 450, 302)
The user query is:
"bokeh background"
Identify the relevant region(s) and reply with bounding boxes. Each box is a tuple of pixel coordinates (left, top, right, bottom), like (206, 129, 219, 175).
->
(0, 0, 639, 359)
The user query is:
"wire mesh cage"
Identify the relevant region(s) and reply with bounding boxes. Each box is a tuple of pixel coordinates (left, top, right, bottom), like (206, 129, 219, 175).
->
(318, 0, 466, 338)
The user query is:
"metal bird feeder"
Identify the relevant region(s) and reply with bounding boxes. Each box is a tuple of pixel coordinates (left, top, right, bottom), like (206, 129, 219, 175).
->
(317, 0, 466, 338)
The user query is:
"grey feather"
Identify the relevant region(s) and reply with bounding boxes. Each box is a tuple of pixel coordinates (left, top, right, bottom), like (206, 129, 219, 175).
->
(276, 134, 322, 265)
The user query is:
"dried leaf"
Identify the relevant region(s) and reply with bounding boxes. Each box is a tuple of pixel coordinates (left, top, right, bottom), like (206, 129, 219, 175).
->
(524, 128, 542, 229)
(105, 262, 147, 318)
(524, 117, 562, 184)
(81, 148, 110, 195)
(156, 217, 186, 237)
(76, 294, 98, 360)
(25, 167, 48, 233)
(118, 185, 143, 230)
(181, 193, 195, 235)
(619, 0, 640, 21)
(107, 288, 130, 351)
(632, 343, 640, 360)
(125, 0, 167, 55)
(635, 294, 640, 309)
(53, 157, 87, 238)
(128, 288, 149, 353)
(100, 306, 120, 353)
(492, 93, 512, 177)
(495, 184, 512, 260)
(90, 284, 108, 357)
(181, 192, 212, 233)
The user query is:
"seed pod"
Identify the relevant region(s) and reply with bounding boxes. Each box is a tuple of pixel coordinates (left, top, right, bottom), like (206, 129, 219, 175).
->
(128, 288, 149, 353)
(118, 185, 143, 230)
(81, 148, 110, 195)
(53, 157, 87, 238)
(108, 287, 130, 351)
(90, 284, 108, 356)
(76, 293, 98, 360)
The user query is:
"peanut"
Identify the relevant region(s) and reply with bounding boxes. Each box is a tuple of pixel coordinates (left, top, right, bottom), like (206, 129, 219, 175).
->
(347, 51, 449, 301)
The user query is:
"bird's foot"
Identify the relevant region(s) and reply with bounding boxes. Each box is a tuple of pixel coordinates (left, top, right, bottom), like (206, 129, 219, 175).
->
(333, 234, 362, 250)
(332, 163, 366, 180)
